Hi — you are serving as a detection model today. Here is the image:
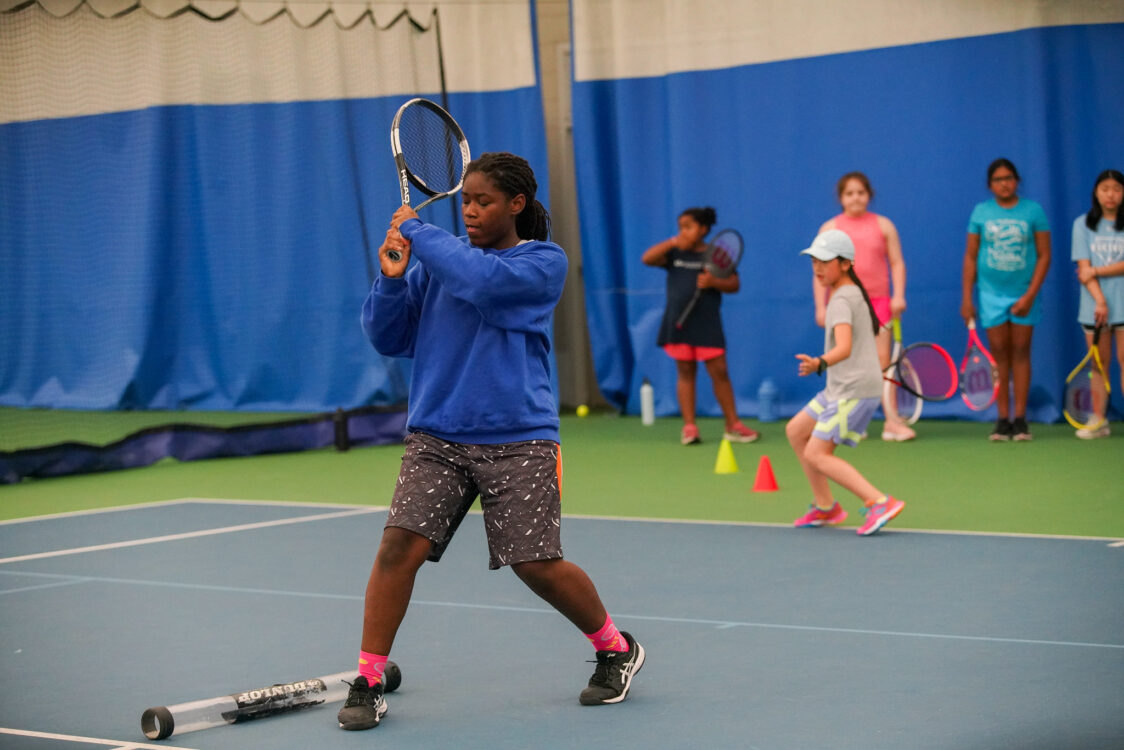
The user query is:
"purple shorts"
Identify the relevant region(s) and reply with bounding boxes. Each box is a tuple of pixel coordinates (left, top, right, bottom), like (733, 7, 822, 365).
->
(802, 392, 880, 447)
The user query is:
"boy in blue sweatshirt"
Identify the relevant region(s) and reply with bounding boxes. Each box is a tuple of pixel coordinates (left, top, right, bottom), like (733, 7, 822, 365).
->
(338, 153, 644, 731)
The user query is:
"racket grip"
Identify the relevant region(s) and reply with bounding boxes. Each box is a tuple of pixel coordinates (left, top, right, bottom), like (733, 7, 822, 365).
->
(387, 249, 402, 262)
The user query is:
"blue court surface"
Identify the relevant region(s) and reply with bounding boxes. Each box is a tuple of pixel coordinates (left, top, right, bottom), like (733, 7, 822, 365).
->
(1, 499, 1121, 750)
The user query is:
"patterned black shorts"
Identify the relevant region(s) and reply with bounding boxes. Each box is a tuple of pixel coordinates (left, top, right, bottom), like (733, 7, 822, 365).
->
(386, 432, 564, 569)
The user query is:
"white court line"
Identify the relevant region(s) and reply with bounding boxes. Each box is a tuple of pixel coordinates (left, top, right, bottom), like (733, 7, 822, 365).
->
(3, 568, 1120, 651)
(0, 726, 197, 748)
(0, 577, 88, 596)
(0, 507, 382, 565)
(408, 599, 1124, 651)
(561, 511, 1122, 542)
(0, 497, 377, 526)
(3, 497, 1117, 543)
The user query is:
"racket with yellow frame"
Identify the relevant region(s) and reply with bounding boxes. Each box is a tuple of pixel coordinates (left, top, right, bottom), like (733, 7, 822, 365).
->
(1063, 325, 1111, 430)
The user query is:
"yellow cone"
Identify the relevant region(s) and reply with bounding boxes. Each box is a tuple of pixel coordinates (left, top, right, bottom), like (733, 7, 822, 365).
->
(714, 438, 739, 474)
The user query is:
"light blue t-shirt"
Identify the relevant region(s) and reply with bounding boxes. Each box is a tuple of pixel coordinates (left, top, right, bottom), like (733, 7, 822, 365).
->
(1072, 215, 1124, 325)
(967, 198, 1050, 297)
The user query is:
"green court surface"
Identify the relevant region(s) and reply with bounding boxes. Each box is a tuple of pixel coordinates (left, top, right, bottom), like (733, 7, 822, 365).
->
(2, 414, 1121, 538)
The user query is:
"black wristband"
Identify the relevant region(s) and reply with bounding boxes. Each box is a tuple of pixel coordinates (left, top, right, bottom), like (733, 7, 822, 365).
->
(816, 357, 827, 375)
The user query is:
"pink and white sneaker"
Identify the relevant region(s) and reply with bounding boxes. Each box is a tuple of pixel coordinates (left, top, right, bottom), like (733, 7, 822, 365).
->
(793, 502, 848, 528)
(857, 497, 905, 536)
(723, 422, 760, 443)
(681, 424, 702, 445)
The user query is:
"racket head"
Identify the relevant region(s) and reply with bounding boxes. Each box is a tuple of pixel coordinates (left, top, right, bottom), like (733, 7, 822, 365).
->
(703, 228, 744, 278)
(1063, 332, 1110, 430)
(894, 343, 958, 401)
(960, 321, 998, 410)
(390, 98, 470, 206)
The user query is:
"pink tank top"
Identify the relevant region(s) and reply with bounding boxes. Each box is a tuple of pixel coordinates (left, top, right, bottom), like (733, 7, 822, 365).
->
(834, 212, 890, 299)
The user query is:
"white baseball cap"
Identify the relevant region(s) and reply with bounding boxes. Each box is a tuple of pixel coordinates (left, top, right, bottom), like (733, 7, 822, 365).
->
(800, 229, 855, 261)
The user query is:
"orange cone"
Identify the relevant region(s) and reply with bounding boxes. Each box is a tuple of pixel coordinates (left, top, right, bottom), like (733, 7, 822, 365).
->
(752, 455, 778, 492)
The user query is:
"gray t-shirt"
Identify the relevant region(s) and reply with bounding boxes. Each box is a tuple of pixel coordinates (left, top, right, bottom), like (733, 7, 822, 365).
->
(822, 285, 882, 400)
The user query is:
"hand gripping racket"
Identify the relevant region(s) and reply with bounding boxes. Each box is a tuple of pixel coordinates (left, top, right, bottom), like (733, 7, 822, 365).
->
(675, 228, 744, 329)
(883, 318, 922, 424)
(388, 97, 471, 261)
(960, 318, 999, 410)
(884, 337, 958, 402)
(1063, 325, 1111, 430)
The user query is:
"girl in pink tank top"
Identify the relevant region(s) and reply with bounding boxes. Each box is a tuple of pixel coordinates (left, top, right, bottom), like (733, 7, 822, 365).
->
(812, 172, 914, 441)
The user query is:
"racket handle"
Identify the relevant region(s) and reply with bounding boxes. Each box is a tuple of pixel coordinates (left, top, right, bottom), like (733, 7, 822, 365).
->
(675, 291, 702, 329)
(387, 249, 402, 262)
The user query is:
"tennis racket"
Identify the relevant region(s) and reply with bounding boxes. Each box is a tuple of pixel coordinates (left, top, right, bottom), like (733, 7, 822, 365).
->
(675, 228, 744, 329)
(884, 338, 958, 402)
(1063, 325, 1111, 430)
(883, 318, 922, 424)
(959, 318, 999, 411)
(388, 97, 471, 261)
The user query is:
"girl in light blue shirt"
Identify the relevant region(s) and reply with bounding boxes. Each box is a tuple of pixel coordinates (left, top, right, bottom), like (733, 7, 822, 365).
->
(1071, 168, 1124, 438)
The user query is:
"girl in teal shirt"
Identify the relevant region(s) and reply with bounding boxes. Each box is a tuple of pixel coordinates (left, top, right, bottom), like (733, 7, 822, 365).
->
(961, 158, 1051, 442)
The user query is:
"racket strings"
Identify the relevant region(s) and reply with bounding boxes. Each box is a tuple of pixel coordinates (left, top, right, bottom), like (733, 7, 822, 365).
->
(1064, 361, 1109, 428)
(897, 345, 957, 400)
(397, 106, 465, 193)
(707, 231, 744, 277)
(960, 351, 996, 409)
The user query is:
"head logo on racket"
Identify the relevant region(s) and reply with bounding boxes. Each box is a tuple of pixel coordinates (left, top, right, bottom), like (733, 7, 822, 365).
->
(388, 98, 471, 261)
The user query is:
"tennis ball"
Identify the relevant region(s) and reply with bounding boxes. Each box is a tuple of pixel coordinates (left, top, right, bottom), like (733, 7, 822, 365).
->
(576, 404, 589, 418)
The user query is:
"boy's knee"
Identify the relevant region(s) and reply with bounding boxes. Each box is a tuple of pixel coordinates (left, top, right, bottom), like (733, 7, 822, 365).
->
(512, 558, 561, 591)
(375, 528, 430, 570)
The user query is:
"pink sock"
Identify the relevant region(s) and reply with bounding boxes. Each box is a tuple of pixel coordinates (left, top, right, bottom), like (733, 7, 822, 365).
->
(358, 650, 388, 685)
(585, 615, 628, 652)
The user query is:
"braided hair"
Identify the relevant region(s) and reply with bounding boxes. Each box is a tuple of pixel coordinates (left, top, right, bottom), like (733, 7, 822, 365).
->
(845, 266, 882, 337)
(465, 152, 551, 241)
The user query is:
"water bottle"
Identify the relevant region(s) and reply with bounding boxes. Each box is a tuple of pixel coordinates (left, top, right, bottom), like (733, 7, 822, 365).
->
(757, 378, 778, 422)
(640, 378, 655, 426)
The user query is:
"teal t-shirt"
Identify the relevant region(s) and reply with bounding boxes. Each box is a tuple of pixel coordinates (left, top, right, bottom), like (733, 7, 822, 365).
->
(967, 198, 1050, 297)
(1072, 215, 1124, 325)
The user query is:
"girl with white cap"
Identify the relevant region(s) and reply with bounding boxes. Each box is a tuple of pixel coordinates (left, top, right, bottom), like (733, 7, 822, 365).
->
(786, 229, 905, 536)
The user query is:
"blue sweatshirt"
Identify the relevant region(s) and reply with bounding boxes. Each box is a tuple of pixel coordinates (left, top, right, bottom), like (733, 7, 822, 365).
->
(361, 218, 567, 444)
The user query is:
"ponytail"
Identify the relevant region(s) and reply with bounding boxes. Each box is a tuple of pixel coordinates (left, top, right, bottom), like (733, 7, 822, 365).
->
(519, 198, 552, 242)
(846, 266, 882, 337)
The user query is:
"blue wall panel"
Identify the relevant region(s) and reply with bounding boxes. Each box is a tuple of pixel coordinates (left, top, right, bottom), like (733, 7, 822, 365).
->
(0, 88, 548, 411)
(573, 23, 1124, 422)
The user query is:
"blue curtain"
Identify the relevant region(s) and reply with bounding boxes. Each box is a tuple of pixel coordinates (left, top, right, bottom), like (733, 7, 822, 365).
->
(0, 86, 547, 411)
(572, 23, 1124, 422)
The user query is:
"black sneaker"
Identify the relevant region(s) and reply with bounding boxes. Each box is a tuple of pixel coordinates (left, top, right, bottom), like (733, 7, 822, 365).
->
(337, 676, 387, 730)
(989, 419, 1012, 442)
(579, 631, 645, 705)
(1012, 417, 1032, 442)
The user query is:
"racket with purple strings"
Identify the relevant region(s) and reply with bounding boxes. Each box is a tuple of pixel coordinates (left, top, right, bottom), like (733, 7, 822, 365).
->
(884, 338, 958, 402)
(960, 318, 999, 411)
